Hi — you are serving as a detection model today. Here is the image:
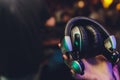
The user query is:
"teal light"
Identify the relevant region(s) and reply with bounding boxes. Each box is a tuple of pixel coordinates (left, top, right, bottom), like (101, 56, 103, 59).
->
(63, 38, 69, 51)
(71, 61, 81, 73)
(111, 55, 115, 59)
(111, 56, 114, 59)
(75, 41, 79, 47)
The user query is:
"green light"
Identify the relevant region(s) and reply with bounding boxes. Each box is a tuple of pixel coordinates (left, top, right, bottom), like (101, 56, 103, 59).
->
(111, 56, 114, 59)
(111, 55, 115, 60)
(71, 61, 81, 73)
(75, 41, 79, 47)
(63, 38, 69, 51)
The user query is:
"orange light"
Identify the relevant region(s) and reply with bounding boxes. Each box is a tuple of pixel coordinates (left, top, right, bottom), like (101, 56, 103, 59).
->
(101, 0, 113, 8)
(116, 3, 120, 11)
(78, 1, 85, 8)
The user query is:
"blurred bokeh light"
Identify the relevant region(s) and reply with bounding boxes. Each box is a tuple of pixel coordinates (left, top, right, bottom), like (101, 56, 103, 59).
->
(101, 0, 113, 8)
(116, 3, 120, 10)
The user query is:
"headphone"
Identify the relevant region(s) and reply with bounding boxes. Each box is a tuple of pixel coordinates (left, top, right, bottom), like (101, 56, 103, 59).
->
(60, 17, 120, 75)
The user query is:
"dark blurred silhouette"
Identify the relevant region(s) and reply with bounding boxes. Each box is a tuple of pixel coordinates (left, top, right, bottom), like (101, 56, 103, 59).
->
(0, 0, 53, 79)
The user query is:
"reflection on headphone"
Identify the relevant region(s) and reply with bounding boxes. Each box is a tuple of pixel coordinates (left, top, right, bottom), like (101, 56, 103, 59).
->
(60, 17, 120, 75)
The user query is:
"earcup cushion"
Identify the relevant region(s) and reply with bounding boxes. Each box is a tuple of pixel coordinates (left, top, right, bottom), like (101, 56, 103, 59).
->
(70, 26, 88, 59)
(86, 25, 103, 55)
(78, 26, 88, 53)
(70, 26, 81, 51)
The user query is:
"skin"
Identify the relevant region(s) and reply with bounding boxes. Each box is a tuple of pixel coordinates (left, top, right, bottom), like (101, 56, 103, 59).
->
(62, 54, 120, 80)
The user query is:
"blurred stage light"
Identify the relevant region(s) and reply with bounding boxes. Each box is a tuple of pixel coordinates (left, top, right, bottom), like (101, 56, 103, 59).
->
(101, 0, 113, 8)
(78, 1, 85, 8)
(116, 3, 120, 11)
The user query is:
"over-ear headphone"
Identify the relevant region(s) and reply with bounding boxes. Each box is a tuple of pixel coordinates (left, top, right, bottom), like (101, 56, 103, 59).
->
(60, 17, 120, 75)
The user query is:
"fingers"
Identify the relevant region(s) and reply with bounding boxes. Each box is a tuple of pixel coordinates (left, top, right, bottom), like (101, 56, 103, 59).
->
(63, 54, 68, 60)
(58, 43, 77, 77)
(62, 53, 73, 61)
(58, 43, 61, 48)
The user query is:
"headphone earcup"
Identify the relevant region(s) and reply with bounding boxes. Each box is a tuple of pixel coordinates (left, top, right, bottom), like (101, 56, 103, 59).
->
(86, 25, 103, 55)
(85, 25, 120, 64)
(71, 26, 81, 51)
(86, 25, 102, 47)
(104, 35, 120, 64)
(70, 26, 88, 59)
(71, 60, 85, 75)
(78, 26, 88, 53)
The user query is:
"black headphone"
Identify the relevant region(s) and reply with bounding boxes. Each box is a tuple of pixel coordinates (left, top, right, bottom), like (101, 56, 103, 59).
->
(60, 17, 120, 75)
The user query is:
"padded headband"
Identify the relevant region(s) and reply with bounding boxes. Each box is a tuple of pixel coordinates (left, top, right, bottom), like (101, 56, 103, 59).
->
(65, 17, 110, 38)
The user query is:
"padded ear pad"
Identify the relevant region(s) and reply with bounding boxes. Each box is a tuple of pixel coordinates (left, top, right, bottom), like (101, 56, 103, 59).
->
(70, 26, 88, 59)
(78, 26, 88, 54)
(70, 26, 81, 51)
(86, 25, 103, 55)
